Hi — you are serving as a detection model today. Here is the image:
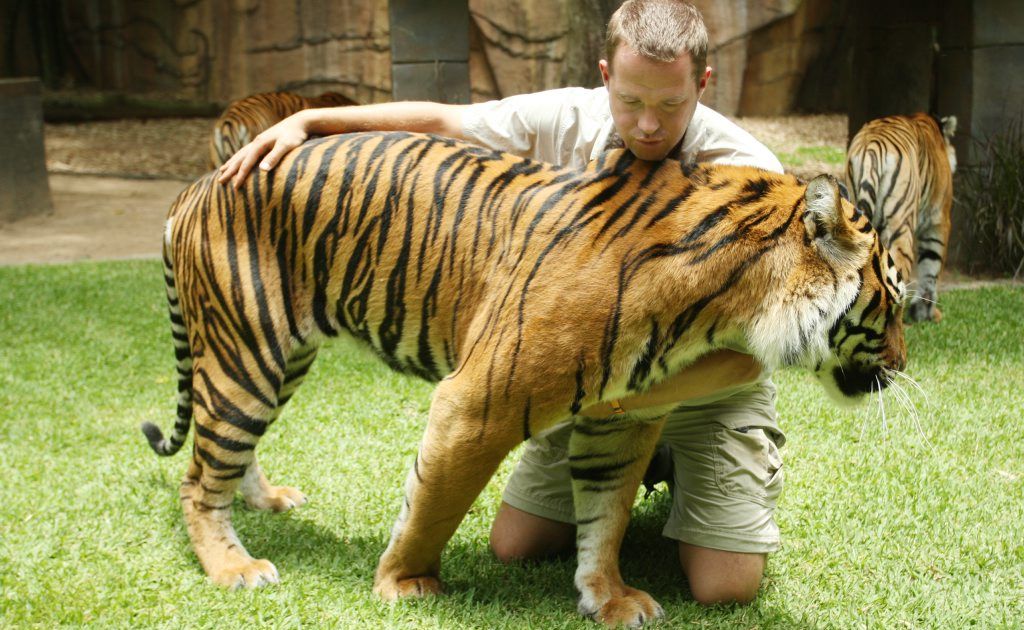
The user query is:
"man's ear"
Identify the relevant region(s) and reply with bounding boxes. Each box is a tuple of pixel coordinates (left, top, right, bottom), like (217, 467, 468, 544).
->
(803, 175, 861, 262)
(599, 59, 611, 86)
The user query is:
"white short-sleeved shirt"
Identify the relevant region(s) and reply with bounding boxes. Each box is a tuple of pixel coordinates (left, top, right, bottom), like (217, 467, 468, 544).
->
(461, 86, 783, 173)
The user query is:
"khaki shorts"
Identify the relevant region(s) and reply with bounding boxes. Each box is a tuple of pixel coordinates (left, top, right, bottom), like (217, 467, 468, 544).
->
(502, 378, 785, 554)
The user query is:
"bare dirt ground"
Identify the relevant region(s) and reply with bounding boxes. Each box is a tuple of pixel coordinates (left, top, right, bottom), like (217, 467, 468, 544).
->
(1, 118, 213, 265)
(0, 115, 1016, 289)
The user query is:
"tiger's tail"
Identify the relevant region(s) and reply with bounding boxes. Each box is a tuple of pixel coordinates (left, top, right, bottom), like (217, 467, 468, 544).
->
(141, 217, 193, 456)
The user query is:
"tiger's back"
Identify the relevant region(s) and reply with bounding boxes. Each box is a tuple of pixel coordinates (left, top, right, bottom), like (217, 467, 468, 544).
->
(174, 131, 895, 414)
(846, 112, 956, 321)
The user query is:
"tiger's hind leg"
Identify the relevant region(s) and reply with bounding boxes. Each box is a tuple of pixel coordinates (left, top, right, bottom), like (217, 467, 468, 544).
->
(908, 198, 952, 322)
(180, 350, 287, 589)
(240, 346, 319, 513)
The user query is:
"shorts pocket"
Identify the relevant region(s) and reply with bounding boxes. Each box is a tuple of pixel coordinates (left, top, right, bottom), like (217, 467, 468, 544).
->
(710, 426, 784, 507)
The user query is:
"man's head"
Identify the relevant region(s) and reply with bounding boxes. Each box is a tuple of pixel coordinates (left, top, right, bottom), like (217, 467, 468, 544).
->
(600, 0, 712, 161)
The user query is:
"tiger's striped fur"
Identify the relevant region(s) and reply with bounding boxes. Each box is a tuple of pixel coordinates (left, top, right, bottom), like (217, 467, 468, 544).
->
(208, 90, 356, 168)
(143, 132, 906, 626)
(846, 113, 956, 322)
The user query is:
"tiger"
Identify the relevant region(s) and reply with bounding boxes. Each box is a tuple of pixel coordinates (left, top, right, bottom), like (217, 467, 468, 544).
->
(142, 131, 906, 627)
(846, 112, 957, 322)
(208, 90, 356, 168)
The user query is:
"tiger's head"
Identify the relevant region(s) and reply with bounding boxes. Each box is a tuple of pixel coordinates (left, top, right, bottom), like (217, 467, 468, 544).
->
(747, 173, 907, 402)
(940, 114, 958, 174)
(805, 175, 907, 401)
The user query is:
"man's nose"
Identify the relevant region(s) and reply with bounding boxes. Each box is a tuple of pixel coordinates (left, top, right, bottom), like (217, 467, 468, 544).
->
(637, 107, 659, 134)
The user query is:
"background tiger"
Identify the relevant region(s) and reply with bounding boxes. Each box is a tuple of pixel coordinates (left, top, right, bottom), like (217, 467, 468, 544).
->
(143, 131, 905, 627)
(846, 113, 957, 322)
(208, 90, 356, 168)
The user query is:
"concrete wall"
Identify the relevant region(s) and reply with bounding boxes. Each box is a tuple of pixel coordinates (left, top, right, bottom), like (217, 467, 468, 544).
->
(969, 0, 1024, 156)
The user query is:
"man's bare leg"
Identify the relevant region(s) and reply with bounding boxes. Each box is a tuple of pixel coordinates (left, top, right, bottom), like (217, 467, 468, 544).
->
(490, 502, 574, 562)
(491, 506, 768, 607)
(678, 543, 766, 605)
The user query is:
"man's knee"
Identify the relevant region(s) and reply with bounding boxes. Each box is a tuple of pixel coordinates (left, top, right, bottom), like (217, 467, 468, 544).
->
(678, 543, 766, 606)
(490, 501, 574, 563)
(687, 570, 763, 606)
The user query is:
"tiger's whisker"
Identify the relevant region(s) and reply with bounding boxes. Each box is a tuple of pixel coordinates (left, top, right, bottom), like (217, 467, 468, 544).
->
(876, 376, 889, 438)
(891, 369, 929, 406)
(885, 373, 931, 446)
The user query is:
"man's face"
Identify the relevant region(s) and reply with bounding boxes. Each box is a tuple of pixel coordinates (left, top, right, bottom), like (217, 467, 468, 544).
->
(600, 45, 711, 161)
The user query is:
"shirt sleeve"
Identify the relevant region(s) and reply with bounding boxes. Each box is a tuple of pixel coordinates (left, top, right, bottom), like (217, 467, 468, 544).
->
(460, 88, 607, 167)
(687, 104, 785, 174)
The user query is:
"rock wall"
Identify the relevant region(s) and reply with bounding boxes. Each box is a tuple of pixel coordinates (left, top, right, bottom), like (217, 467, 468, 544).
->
(692, 0, 802, 115)
(10, 0, 847, 114)
(56, 0, 392, 105)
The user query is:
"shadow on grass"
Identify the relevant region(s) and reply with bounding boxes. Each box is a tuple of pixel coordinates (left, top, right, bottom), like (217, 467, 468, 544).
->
(149, 478, 816, 627)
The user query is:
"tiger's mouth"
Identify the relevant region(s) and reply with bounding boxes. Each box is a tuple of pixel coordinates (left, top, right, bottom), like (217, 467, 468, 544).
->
(832, 364, 890, 397)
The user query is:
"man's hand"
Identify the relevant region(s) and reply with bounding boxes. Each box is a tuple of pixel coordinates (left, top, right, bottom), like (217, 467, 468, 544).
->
(580, 350, 763, 418)
(217, 113, 310, 189)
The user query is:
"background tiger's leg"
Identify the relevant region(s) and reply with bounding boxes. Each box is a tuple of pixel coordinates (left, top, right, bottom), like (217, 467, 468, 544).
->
(239, 457, 307, 513)
(571, 415, 666, 628)
(180, 354, 284, 589)
(240, 346, 319, 512)
(909, 201, 951, 322)
(373, 376, 522, 600)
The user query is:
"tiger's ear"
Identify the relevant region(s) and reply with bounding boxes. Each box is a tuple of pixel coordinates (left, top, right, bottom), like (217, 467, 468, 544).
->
(837, 180, 851, 203)
(803, 174, 859, 261)
(940, 115, 957, 140)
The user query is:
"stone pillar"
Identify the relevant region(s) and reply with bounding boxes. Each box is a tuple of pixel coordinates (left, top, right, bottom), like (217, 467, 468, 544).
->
(389, 0, 470, 103)
(965, 0, 1024, 161)
(0, 78, 53, 223)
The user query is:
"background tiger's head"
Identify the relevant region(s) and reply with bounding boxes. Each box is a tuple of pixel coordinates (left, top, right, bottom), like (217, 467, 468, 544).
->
(800, 175, 908, 402)
(940, 114, 958, 174)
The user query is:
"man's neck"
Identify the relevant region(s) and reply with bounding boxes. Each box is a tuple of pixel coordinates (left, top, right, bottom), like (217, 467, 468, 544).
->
(604, 131, 686, 162)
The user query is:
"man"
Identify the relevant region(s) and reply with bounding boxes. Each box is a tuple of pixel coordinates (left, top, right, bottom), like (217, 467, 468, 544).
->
(219, 0, 784, 606)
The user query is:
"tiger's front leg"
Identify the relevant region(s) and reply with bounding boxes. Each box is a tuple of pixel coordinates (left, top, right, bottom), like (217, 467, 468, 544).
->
(373, 376, 522, 599)
(571, 414, 667, 628)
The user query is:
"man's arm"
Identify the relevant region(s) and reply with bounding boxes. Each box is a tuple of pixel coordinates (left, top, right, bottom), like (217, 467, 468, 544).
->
(218, 101, 467, 188)
(579, 350, 763, 418)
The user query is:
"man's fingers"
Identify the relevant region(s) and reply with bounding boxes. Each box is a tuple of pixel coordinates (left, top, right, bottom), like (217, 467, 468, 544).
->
(259, 142, 294, 174)
(231, 145, 266, 189)
(217, 156, 239, 184)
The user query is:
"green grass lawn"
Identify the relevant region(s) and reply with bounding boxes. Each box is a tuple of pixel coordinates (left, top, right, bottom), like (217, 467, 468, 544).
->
(773, 145, 847, 169)
(1, 260, 1021, 628)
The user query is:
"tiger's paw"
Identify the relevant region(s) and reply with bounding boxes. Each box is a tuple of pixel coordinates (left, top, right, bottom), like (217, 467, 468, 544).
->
(907, 299, 941, 323)
(209, 557, 280, 590)
(373, 575, 444, 601)
(578, 585, 664, 628)
(244, 485, 307, 513)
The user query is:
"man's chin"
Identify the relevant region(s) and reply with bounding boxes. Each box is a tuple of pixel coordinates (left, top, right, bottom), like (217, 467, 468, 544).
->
(627, 141, 669, 161)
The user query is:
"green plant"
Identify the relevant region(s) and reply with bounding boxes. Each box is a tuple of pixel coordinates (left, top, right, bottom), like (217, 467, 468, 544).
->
(955, 117, 1024, 278)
